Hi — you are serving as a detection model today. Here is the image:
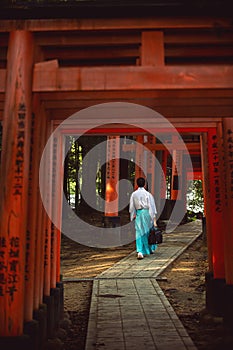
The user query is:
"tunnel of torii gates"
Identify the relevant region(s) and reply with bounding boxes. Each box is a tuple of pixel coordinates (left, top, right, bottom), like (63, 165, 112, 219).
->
(0, 22, 233, 349)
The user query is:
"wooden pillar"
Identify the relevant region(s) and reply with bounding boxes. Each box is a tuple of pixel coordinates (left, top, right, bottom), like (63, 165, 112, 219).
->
(24, 96, 41, 322)
(50, 130, 63, 285)
(0, 31, 34, 336)
(147, 135, 156, 195)
(141, 31, 164, 66)
(158, 149, 168, 220)
(200, 134, 208, 219)
(161, 150, 167, 200)
(105, 136, 120, 217)
(207, 128, 225, 279)
(222, 118, 233, 327)
(43, 217, 52, 296)
(203, 127, 226, 317)
(43, 123, 53, 297)
(171, 136, 183, 201)
(38, 119, 51, 304)
(140, 30, 164, 193)
(222, 118, 233, 284)
(134, 135, 145, 187)
(33, 103, 47, 311)
(50, 133, 64, 332)
(200, 133, 213, 269)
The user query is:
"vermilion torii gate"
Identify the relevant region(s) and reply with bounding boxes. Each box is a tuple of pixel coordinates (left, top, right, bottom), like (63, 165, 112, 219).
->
(0, 2, 233, 348)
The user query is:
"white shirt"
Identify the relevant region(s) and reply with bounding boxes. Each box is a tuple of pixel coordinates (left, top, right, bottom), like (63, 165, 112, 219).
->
(129, 187, 157, 221)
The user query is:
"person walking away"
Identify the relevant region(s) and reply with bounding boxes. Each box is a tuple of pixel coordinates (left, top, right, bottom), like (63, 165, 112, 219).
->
(129, 177, 157, 260)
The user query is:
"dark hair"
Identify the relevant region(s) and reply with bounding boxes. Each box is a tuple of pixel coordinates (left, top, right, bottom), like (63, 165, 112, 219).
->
(136, 177, 145, 187)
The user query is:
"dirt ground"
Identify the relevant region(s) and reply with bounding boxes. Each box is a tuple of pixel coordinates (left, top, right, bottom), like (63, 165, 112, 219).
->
(60, 222, 233, 350)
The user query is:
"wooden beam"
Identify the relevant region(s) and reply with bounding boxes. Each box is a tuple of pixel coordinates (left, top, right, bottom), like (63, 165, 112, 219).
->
(0, 17, 232, 32)
(46, 105, 232, 119)
(42, 97, 233, 109)
(165, 31, 233, 45)
(123, 142, 200, 152)
(43, 46, 139, 61)
(33, 31, 233, 47)
(51, 123, 215, 134)
(48, 107, 221, 125)
(166, 46, 233, 58)
(33, 65, 233, 92)
(38, 89, 233, 100)
(2, 80, 233, 98)
(1, 98, 232, 121)
(35, 31, 140, 47)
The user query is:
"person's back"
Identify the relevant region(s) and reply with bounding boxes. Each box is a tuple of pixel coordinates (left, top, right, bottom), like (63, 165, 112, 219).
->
(129, 177, 157, 259)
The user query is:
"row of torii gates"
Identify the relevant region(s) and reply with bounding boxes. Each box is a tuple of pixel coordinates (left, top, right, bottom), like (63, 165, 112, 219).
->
(0, 6, 233, 349)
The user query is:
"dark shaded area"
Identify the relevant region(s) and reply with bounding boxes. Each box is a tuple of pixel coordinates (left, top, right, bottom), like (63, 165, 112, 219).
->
(1, 0, 233, 19)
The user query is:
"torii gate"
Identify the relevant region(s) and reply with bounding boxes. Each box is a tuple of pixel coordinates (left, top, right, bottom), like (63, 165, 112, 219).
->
(0, 7, 233, 349)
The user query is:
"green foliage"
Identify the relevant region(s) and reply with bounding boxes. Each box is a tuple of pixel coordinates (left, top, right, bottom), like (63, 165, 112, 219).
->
(187, 179, 204, 215)
(63, 135, 107, 210)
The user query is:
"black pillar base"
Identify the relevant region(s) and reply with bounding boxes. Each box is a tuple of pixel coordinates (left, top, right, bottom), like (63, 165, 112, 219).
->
(23, 319, 40, 350)
(102, 215, 121, 227)
(202, 216, 206, 240)
(223, 284, 233, 330)
(51, 287, 61, 330)
(56, 281, 64, 321)
(0, 335, 31, 350)
(43, 294, 55, 339)
(33, 303, 47, 349)
(205, 271, 226, 316)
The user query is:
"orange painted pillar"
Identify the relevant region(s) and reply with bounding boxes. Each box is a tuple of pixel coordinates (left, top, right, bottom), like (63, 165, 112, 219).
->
(24, 96, 41, 322)
(33, 104, 47, 310)
(0, 31, 34, 336)
(51, 133, 58, 288)
(141, 31, 164, 66)
(222, 118, 233, 327)
(200, 134, 208, 219)
(160, 150, 167, 200)
(43, 216, 53, 337)
(39, 120, 51, 304)
(201, 132, 213, 262)
(43, 218, 51, 296)
(50, 131, 63, 285)
(147, 135, 156, 195)
(207, 128, 225, 279)
(222, 119, 233, 285)
(158, 149, 168, 221)
(43, 124, 53, 297)
(105, 136, 120, 217)
(171, 136, 183, 201)
(50, 132, 64, 327)
(135, 135, 145, 188)
(203, 127, 226, 317)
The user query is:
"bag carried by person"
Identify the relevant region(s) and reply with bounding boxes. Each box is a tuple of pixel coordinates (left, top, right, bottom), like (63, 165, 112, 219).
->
(148, 226, 163, 245)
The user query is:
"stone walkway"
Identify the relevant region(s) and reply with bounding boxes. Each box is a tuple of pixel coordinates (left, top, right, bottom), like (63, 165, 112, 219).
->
(85, 220, 202, 350)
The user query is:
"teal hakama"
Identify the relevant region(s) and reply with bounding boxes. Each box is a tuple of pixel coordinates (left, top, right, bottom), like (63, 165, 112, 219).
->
(135, 208, 157, 255)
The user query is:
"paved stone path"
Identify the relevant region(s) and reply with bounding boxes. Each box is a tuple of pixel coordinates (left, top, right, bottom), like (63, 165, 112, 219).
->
(85, 220, 202, 350)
